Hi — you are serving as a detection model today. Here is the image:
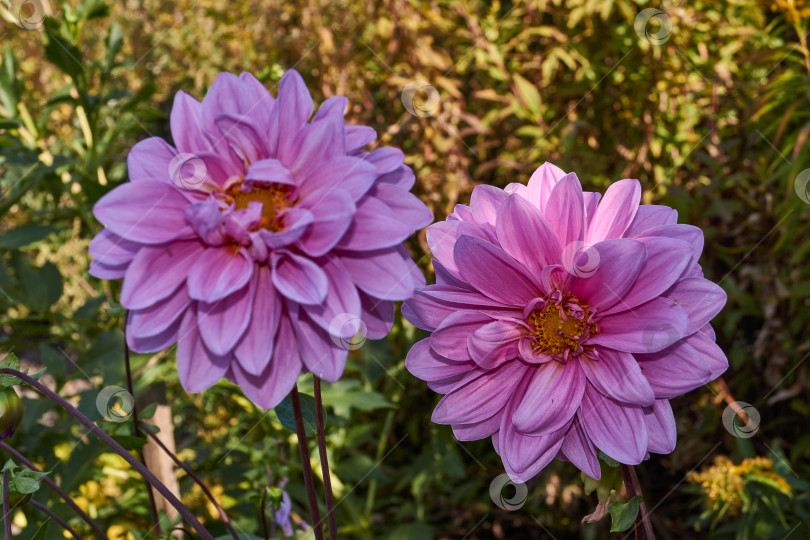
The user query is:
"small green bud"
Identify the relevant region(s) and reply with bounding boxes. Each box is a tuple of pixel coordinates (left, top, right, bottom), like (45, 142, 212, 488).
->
(0, 388, 23, 440)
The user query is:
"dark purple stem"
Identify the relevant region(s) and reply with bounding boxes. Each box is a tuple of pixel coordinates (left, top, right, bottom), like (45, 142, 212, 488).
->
(290, 386, 324, 540)
(2, 468, 10, 539)
(620, 464, 656, 540)
(29, 500, 81, 539)
(0, 442, 107, 539)
(0, 368, 213, 540)
(313, 378, 337, 540)
(123, 339, 162, 534)
(260, 486, 270, 540)
(137, 420, 239, 540)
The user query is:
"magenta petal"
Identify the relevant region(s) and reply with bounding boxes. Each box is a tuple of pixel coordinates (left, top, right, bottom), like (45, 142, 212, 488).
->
(589, 297, 689, 353)
(258, 208, 314, 250)
(358, 292, 395, 339)
(561, 420, 601, 479)
(645, 399, 677, 454)
(402, 285, 515, 331)
(215, 113, 267, 164)
(94, 181, 192, 244)
(468, 320, 523, 369)
(496, 194, 563, 275)
(364, 147, 404, 173)
(623, 205, 678, 237)
(89, 260, 129, 280)
(635, 339, 712, 398)
(296, 313, 348, 382)
(339, 248, 417, 301)
(231, 310, 302, 410)
(234, 266, 281, 375)
(337, 196, 413, 251)
(579, 386, 647, 465)
(128, 284, 189, 339)
(635, 224, 703, 261)
(545, 172, 585, 249)
(431, 361, 526, 424)
(580, 349, 655, 407)
(244, 158, 295, 185)
(198, 278, 254, 356)
(302, 256, 361, 335)
(89, 229, 141, 266)
(346, 125, 376, 152)
(684, 331, 728, 379)
(271, 251, 327, 305)
(512, 360, 585, 435)
(430, 310, 494, 361)
(372, 184, 433, 229)
(454, 236, 541, 306)
(525, 162, 567, 212)
(426, 221, 489, 276)
(127, 315, 181, 353)
(452, 411, 503, 441)
(275, 70, 314, 152)
(566, 238, 646, 311)
(121, 240, 204, 310)
(602, 237, 693, 315)
(664, 277, 726, 334)
(176, 309, 230, 393)
(406, 338, 474, 382)
(127, 137, 178, 182)
(170, 91, 209, 154)
(297, 188, 356, 257)
(297, 157, 377, 200)
(187, 247, 254, 303)
(470, 184, 508, 228)
(312, 95, 348, 123)
(586, 179, 641, 243)
(284, 119, 345, 177)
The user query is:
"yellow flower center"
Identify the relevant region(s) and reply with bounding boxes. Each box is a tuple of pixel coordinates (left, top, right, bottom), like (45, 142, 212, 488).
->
(528, 296, 598, 360)
(225, 182, 293, 231)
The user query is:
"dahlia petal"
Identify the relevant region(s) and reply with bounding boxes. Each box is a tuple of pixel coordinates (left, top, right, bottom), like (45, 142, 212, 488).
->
(468, 319, 524, 369)
(176, 308, 230, 393)
(602, 237, 693, 315)
(121, 240, 204, 310)
(512, 360, 585, 435)
(583, 192, 601, 227)
(312, 96, 348, 123)
(234, 266, 281, 375)
(187, 247, 254, 303)
(645, 399, 677, 454)
(296, 188, 356, 257)
(337, 196, 413, 251)
(127, 284, 189, 339)
(517, 338, 554, 364)
(93, 181, 192, 244)
(580, 349, 655, 407)
(302, 256, 361, 336)
(470, 184, 508, 229)
(664, 277, 727, 334)
(454, 236, 541, 306)
(184, 200, 228, 246)
(89, 229, 141, 266)
(89, 260, 129, 279)
(372, 184, 433, 229)
(545, 172, 585, 249)
(258, 208, 314, 249)
(364, 147, 404, 173)
(169, 92, 209, 154)
(589, 297, 689, 353)
(579, 386, 647, 465)
(566, 238, 647, 311)
(379, 163, 416, 189)
(244, 158, 296, 186)
(297, 312, 348, 382)
(405, 338, 474, 382)
(127, 137, 177, 182)
(401, 285, 515, 331)
(636, 224, 704, 261)
(358, 292, 395, 339)
(586, 179, 641, 243)
(426, 221, 489, 276)
(214, 113, 267, 164)
(198, 278, 254, 356)
(635, 339, 712, 398)
(339, 248, 416, 301)
(622, 205, 678, 237)
(271, 251, 328, 305)
(284, 118, 345, 177)
(203, 72, 267, 157)
(297, 157, 377, 200)
(430, 310, 494, 361)
(237, 72, 276, 131)
(127, 315, 182, 353)
(684, 331, 728, 379)
(452, 410, 503, 441)
(431, 361, 526, 424)
(346, 125, 377, 152)
(561, 420, 601, 479)
(496, 194, 563, 276)
(230, 309, 302, 410)
(525, 162, 567, 212)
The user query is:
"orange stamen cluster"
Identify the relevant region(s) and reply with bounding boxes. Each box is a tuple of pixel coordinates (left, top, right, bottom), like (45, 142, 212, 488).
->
(224, 182, 293, 231)
(528, 295, 599, 361)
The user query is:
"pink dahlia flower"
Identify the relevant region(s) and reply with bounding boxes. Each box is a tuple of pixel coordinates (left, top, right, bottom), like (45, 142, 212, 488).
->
(402, 163, 727, 482)
(89, 71, 431, 408)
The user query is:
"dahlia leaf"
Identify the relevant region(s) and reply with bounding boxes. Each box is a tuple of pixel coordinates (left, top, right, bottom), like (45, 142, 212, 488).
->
(608, 495, 642, 532)
(275, 392, 319, 436)
(598, 450, 620, 468)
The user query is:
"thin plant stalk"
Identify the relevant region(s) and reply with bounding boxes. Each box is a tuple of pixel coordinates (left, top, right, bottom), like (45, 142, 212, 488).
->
(123, 340, 162, 535)
(29, 500, 81, 539)
(137, 420, 240, 540)
(2, 467, 10, 540)
(0, 442, 108, 539)
(620, 464, 656, 540)
(313, 377, 337, 540)
(0, 368, 214, 540)
(290, 386, 324, 540)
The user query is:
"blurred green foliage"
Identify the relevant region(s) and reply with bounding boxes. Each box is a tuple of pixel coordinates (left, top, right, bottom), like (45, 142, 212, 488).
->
(0, 0, 809, 538)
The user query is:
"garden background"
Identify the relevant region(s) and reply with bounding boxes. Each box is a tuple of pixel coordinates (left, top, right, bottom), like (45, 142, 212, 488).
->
(0, 0, 809, 538)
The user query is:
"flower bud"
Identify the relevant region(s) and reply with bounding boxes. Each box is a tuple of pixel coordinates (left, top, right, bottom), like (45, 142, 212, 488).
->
(0, 388, 23, 440)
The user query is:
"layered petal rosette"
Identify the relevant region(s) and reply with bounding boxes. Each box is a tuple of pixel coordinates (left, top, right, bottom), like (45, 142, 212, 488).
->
(402, 163, 727, 482)
(89, 71, 431, 409)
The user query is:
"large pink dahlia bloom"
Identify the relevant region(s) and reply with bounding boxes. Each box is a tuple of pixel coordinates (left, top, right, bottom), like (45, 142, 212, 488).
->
(402, 163, 727, 482)
(89, 71, 431, 408)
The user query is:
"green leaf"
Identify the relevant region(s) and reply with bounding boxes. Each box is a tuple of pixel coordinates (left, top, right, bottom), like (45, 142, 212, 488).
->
(12, 257, 63, 311)
(0, 354, 21, 387)
(0, 224, 57, 249)
(598, 450, 620, 468)
(275, 392, 319, 436)
(30, 522, 48, 540)
(13, 469, 47, 494)
(112, 435, 147, 450)
(608, 495, 642, 532)
(513, 73, 542, 116)
(386, 522, 433, 540)
(43, 19, 83, 80)
(139, 402, 158, 420)
(104, 22, 123, 72)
